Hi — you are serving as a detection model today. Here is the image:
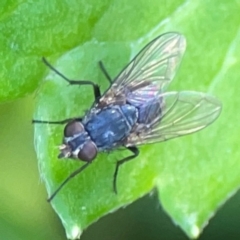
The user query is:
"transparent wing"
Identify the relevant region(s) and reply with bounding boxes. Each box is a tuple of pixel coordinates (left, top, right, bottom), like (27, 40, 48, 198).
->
(126, 91, 222, 145)
(99, 32, 186, 106)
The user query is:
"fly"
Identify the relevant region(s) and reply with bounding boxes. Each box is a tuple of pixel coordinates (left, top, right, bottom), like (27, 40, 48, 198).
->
(33, 32, 222, 202)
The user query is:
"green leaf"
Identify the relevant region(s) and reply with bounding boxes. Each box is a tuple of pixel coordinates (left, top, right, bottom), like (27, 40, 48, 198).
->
(0, 0, 111, 102)
(32, 0, 240, 239)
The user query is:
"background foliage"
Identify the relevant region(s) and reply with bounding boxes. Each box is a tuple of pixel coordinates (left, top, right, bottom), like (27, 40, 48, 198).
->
(0, 0, 240, 239)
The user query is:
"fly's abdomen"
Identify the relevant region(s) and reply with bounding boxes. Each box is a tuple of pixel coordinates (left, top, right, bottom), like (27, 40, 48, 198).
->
(138, 97, 162, 124)
(85, 105, 138, 149)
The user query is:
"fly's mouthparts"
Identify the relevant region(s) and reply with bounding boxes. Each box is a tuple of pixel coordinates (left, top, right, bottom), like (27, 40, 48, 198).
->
(59, 144, 67, 150)
(58, 144, 71, 158)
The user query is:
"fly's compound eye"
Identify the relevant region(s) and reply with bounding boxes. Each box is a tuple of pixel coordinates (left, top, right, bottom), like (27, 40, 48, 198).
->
(78, 141, 97, 162)
(64, 121, 84, 137)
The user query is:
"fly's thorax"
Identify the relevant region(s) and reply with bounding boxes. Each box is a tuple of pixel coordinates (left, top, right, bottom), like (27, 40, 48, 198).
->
(58, 120, 98, 162)
(97, 85, 127, 108)
(83, 104, 138, 150)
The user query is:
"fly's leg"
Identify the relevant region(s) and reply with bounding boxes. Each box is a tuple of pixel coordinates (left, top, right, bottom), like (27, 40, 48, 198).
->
(113, 146, 139, 194)
(42, 57, 101, 101)
(98, 61, 112, 83)
(47, 162, 91, 202)
(32, 117, 82, 125)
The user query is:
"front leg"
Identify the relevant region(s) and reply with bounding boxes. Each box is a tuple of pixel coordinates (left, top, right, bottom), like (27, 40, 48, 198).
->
(47, 162, 91, 202)
(32, 117, 82, 125)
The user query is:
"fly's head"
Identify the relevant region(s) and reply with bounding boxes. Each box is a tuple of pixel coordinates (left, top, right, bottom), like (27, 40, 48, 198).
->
(58, 120, 98, 162)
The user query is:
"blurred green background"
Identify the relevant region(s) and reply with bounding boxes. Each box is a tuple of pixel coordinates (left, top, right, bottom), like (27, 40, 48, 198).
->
(0, 95, 240, 240)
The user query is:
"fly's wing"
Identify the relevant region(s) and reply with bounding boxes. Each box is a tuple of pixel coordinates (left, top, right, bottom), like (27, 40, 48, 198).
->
(126, 91, 222, 146)
(98, 32, 186, 106)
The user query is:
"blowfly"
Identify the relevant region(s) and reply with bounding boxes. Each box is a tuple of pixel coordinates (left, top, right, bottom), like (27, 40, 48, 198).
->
(33, 32, 222, 202)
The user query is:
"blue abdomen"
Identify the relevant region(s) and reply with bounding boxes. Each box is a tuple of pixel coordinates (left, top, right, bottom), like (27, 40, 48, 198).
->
(85, 104, 137, 149)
